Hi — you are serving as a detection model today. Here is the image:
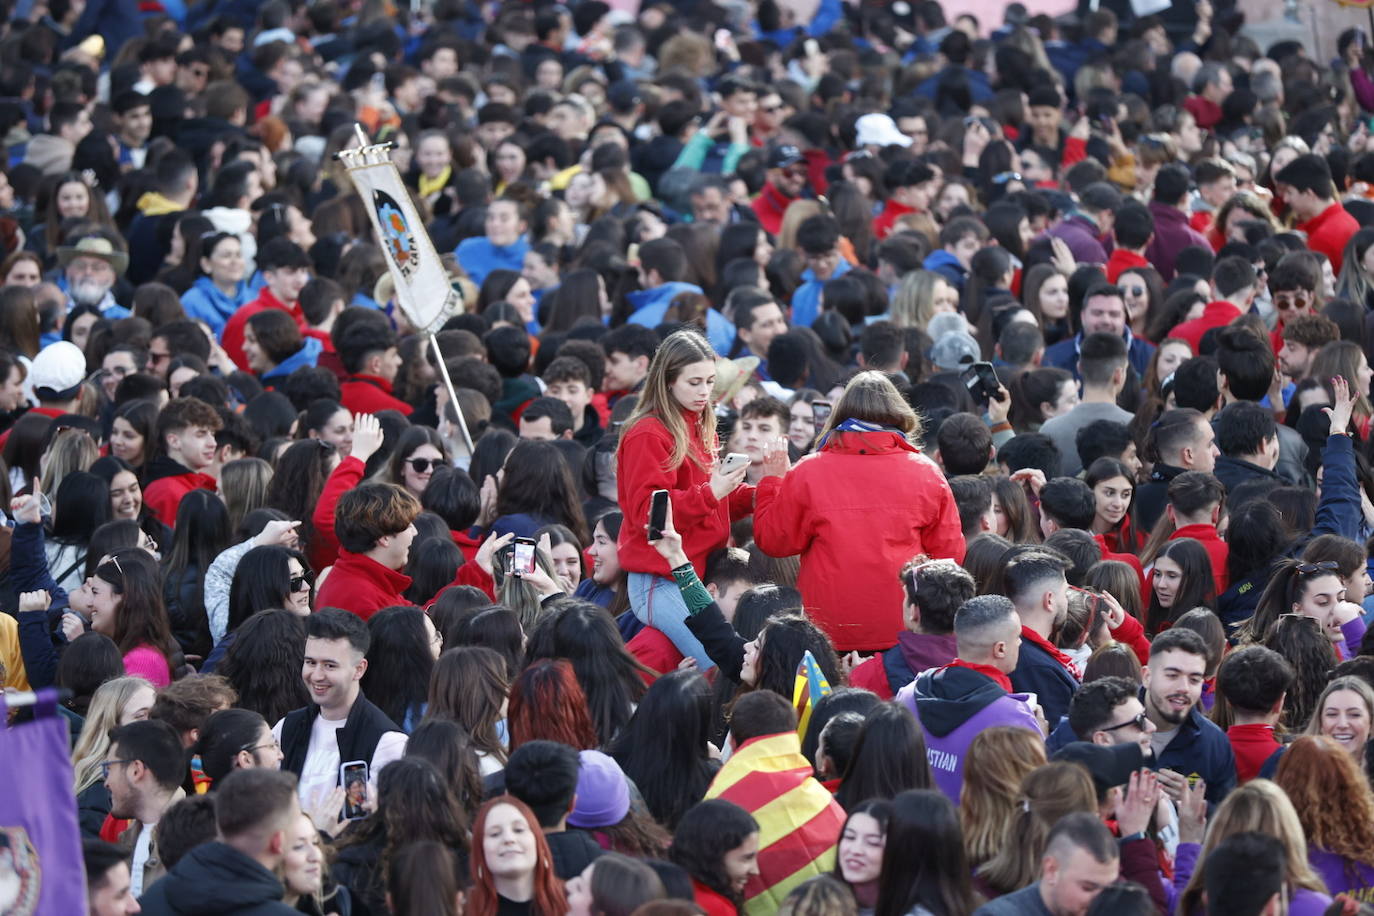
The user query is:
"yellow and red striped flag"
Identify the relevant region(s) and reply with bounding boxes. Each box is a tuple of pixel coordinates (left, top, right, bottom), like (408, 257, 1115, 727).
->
(792, 649, 832, 740)
(704, 729, 847, 916)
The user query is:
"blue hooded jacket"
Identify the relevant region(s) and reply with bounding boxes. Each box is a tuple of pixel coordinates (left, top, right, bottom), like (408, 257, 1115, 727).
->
(790, 259, 851, 329)
(181, 276, 253, 335)
(923, 249, 969, 291)
(262, 337, 323, 383)
(455, 236, 529, 287)
(627, 282, 735, 355)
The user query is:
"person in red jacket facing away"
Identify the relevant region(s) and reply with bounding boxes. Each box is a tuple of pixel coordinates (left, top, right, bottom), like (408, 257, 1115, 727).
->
(143, 397, 223, 527)
(1163, 471, 1230, 597)
(753, 371, 966, 653)
(616, 330, 754, 673)
(220, 237, 314, 372)
(314, 482, 420, 620)
(334, 310, 413, 416)
(1276, 153, 1359, 274)
(1216, 645, 1292, 784)
(871, 160, 936, 242)
(1168, 257, 1258, 355)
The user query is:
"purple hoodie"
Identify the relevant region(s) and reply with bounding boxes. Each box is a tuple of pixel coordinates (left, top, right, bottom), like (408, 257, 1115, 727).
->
(897, 665, 1040, 804)
(1310, 848, 1374, 900)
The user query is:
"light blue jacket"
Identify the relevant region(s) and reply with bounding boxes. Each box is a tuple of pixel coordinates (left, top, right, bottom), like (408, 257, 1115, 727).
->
(181, 276, 253, 335)
(626, 282, 735, 355)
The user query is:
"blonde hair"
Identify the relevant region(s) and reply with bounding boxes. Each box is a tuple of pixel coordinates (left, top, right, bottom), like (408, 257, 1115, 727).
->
(72, 676, 156, 794)
(221, 457, 274, 534)
(620, 330, 719, 472)
(976, 762, 1097, 895)
(961, 727, 1049, 867)
(776, 875, 858, 916)
(40, 428, 98, 495)
(890, 269, 946, 331)
(1176, 779, 1329, 915)
(819, 371, 921, 443)
(1304, 675, 1374, 740)
(778, 200, 825, 254)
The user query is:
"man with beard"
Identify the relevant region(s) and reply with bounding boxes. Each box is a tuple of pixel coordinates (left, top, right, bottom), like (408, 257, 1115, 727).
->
(58, 233, 131, 319)
(1141, 627, 1235, 805)
(1006, 550, 1079, 728)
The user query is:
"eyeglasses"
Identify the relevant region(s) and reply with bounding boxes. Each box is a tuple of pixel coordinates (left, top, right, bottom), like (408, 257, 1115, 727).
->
(406, 458, 440, 473)
(762, 104, 784, 114)
(290, 575, 312, 593)
(1296, 561, 1339, 574)
(149, 350, 172, 363)
(239, 740, 278, 755)
(100, 759, 132, 780)
(783, 168, 807, 180)
(1123, 285, 1145, 297)
(1101, 712, 1149, 733)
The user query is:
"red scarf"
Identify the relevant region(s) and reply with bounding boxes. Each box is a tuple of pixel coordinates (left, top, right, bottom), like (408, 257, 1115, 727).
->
(947, 658, 1013, 692)
(1021, 626, 1083, 681)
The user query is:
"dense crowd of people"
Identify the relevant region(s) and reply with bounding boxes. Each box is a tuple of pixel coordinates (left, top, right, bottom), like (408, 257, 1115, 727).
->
(3, 0, 1374, 913)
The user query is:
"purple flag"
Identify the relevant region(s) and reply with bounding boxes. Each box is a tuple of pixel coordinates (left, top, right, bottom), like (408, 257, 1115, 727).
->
(0, 690, 86, 914)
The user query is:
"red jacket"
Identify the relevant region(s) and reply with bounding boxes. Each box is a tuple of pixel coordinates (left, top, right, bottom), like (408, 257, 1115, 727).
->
(1093, 534, 1145, 591)
(1105, 248, 1150, 284)
(1228, 723, 1281, 784)
(221, 287, 306, 372)
(340, 374, 414, 417)
(627, 625, 681, 685)
(616, 411, 755, 578)
(871, 199, 917, 241)
(1168, 300, 1243, 354)
(1171, 522, 1230, 596)
(309, 455, 364, 572)
(1296, 202, 1359, 274)
(753, 430, 965, 652)
(751, 182, 794, 235)
(451, 529, 481, 565)
(1184, 95, 1223, 129)
(692, 881, 736, 916)
(144, 471, 217, 527)
(315, 550, 412, 621)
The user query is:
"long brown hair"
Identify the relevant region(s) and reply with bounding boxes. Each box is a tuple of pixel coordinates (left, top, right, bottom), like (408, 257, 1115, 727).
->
(819, 371, 921, 443)
(960, 727, 1048, 868)
(976, 762, 1097, 895)
(619, 330, 718, 471)
(468, 796, 568, 916)
(1276, 735, 1374, 866)
(426, 647, 510, 764)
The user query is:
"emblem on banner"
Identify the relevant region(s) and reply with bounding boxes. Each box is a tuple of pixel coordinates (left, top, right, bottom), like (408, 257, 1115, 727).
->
(0, 826, 40, 915)
(373, 189, 418, 280)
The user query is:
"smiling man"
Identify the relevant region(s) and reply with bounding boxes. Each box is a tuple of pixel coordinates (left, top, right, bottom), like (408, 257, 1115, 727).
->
(273, 608, 407, 809)
(973, 813, 1120, 916)
(1141, 627, 1236, 804)
(143, 398, 224, 527)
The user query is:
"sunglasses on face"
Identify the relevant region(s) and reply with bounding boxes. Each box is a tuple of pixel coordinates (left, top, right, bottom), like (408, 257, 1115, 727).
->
(406, 458, 440, 473)
(1123, 285, 1145, 297)
(290, 574, 312, 593)
(1101, 712, 1149, 733)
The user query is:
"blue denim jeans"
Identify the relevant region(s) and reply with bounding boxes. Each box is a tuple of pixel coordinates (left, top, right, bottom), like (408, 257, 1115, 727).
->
(628, 571, 715, 670)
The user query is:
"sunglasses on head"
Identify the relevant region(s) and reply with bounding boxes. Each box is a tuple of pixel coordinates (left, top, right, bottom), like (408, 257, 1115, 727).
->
(406, 458, 440, 473)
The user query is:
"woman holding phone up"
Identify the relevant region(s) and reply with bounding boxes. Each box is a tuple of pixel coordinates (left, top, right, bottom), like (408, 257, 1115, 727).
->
(616, 330, 755, 670)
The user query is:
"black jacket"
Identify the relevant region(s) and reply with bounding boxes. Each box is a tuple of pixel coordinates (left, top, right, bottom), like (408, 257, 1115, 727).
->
(546, 828, 604, 881)
(1009, 639, 1078, 728)
(137, 842, 297, 915)
(279, 692, 399, 783)
(1134, 462, 1186, 535)
(1211, 454, 1281, 495)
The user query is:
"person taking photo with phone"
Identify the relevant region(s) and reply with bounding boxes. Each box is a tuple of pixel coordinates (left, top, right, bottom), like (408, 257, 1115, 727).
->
(616, 329, 755, 671)
(752, 371, 965, 655)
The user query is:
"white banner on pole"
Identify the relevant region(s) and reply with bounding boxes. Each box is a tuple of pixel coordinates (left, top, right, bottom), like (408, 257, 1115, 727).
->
(338, 134, 462, 334)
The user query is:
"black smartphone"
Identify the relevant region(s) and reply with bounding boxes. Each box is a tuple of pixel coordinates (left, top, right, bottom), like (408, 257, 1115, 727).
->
(960, 361, 1001, 402)
(511, 537, 536, 576)
(811, 400, 832, 435)
(340, 761, 369, 819)
(647, 489, 669, 541)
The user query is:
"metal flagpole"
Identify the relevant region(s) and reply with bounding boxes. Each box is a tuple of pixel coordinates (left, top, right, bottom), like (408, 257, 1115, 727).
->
(340, 123, 475, 455)
(430, 331, 474, 454)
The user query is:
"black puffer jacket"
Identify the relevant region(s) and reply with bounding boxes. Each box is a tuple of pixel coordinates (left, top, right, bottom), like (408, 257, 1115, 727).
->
(138, 842, 297, 915)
